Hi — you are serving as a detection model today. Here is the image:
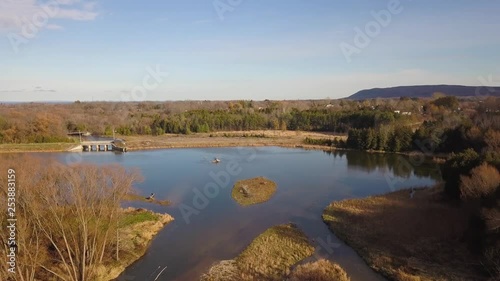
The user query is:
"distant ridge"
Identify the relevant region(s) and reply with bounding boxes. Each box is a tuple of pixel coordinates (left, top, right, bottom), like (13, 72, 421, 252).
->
(347, 85, 500, 100)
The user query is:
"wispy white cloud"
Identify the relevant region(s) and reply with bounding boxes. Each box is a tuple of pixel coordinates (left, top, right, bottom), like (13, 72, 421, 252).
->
(34, 86, 56, 92)
(0, 0, 98, 33)
(0, 86, 56, 94)
(46, 24, 63, 30)
(0, 89, 25, 93)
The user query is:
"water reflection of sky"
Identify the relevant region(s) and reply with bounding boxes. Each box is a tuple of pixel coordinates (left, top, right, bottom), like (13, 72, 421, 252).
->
(33, 147, 442, 281)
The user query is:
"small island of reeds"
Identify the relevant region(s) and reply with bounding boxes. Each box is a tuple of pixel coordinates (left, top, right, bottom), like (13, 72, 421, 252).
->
(231, 176, 277, 206)
(200, 223, 349, 281)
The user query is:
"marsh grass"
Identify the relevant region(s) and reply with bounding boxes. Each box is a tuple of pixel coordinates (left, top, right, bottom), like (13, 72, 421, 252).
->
(322, 186, 488, 281)
(237, 224, 315, 280)
(287, 259, 350, 281)
(201, 223, 317, 281)
(232, 177, 277, 206)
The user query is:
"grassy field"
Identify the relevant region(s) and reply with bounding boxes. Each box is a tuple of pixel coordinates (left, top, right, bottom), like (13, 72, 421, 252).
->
(232, 177, 277, 206)
(0, 142, 76, 152)
(201, 223, 350, 281)
(322, 186, 488, 281)
(118, 209, 160, 227)
(122, 130, 346, 151)
(96, 208, 174, 281)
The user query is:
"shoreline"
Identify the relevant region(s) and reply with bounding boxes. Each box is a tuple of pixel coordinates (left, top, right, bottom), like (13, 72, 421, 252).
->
(0, 142, 342, 154)
(0, 130, 346, 153)
(102, 208, 174, 281)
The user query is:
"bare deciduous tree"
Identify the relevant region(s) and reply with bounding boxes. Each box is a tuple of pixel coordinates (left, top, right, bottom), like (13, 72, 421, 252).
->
(0, 156, 141, 281)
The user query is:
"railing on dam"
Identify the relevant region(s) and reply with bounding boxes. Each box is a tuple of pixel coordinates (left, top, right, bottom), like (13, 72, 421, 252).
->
(80, 140, 127, 152)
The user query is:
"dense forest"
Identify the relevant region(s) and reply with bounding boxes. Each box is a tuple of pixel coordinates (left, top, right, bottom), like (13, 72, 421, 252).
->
(1, 95, 499, 277)
(1, 96, 499, 156)
(2, 95, 497, 146)
(0, 98, 419, 142)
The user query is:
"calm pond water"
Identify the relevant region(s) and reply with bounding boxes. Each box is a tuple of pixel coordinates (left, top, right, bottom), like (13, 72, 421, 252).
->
(49, 147, 440, 281)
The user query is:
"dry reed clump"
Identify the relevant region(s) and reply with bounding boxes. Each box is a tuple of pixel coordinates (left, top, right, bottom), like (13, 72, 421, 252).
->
(200, 260, 241, 281)
(232, 177, 277, 206)
(237, 224, 315, 280)
(201, 223, 317, 281)
(322, 186, 489, 281)
(287, 259, 350, 281)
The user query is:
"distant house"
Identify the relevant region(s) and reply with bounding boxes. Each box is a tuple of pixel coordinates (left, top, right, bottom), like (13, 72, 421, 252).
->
(326, 104, 334, 108)
(401, 112, 412, 115)
(394, 110, 400, 114)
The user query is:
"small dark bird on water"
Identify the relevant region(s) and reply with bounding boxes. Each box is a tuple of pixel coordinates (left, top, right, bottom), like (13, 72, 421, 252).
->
(409, 188, 416, 199)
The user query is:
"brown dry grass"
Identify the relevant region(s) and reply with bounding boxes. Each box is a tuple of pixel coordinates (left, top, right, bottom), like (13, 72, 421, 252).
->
(123, 130, 346, 151)
(0, 131, 347, 152)
(322, 186, 488, 281)
(287, 259, 350, 281)
(232, 177, 277, 206)
(201, 223, 316, 281)
(201, 260, 241, 281)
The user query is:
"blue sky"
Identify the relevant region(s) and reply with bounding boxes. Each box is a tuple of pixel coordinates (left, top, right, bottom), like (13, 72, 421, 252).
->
(1, 0, 499, 101)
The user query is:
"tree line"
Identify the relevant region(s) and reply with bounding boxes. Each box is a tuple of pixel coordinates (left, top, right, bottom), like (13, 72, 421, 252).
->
(0, 97, 425, 143)
(343, 96, 499, 153)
